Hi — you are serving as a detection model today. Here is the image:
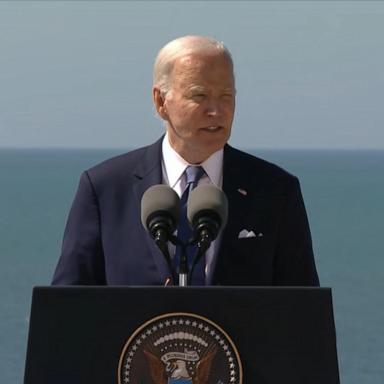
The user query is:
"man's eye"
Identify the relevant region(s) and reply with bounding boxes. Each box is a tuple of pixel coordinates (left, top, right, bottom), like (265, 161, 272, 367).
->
(192, 94, 206, 100)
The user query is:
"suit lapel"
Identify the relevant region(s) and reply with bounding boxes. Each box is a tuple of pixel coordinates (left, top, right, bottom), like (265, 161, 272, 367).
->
(213, 145, 253, 282)
(132, 137, 173, 282)
(222, 145, 251, 234)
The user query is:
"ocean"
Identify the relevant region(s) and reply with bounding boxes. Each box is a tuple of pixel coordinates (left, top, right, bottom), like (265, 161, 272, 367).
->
(0, 148, 383, 383)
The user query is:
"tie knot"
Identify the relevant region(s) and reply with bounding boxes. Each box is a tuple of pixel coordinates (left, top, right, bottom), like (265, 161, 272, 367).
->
(185, 166, 205, 187)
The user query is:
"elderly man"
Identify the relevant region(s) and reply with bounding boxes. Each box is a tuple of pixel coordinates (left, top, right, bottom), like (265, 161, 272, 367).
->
(52, 35, 319, 286)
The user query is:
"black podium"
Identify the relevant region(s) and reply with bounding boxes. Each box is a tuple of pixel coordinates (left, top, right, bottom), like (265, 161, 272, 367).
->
(24, 286, 339, 383)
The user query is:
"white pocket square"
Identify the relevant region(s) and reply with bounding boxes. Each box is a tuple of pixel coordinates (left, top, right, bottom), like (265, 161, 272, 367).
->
(238, 229, 257, 239)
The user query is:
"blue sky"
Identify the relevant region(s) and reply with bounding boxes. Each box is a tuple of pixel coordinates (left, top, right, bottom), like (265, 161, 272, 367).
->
(1, 1, 383, 149)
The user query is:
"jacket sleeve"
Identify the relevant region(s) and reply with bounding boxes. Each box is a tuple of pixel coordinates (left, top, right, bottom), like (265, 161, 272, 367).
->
(273, 177, 320, 286)
(51, 171, 106, 285)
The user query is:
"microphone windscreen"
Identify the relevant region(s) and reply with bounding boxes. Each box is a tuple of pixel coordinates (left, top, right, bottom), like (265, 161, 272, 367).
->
(140, 185, 180, 230)
(187, 184, 228, 228)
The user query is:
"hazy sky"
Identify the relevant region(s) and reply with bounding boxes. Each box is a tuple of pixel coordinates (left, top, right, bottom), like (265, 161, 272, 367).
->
(1, 1, 383, 149)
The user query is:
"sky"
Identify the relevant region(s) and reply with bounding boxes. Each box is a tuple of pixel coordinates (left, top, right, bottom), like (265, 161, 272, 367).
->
(1, 1, 383, 149)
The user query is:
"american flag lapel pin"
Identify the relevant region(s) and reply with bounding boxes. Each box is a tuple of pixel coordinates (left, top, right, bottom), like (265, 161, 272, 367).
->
(237, 188, 247, 196)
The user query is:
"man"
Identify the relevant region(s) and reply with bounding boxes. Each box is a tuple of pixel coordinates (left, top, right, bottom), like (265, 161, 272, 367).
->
(52, 35, 319, 286)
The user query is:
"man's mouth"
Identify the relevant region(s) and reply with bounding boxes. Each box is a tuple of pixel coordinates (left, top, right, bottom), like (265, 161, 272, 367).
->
(201, 126, 223, 132)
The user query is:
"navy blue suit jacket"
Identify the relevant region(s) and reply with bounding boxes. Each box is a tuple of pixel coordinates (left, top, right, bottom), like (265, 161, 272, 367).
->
(52, 138, 319, 286)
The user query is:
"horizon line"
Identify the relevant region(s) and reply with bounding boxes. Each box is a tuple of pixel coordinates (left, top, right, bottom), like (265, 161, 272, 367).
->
(1, 146, 384, 152)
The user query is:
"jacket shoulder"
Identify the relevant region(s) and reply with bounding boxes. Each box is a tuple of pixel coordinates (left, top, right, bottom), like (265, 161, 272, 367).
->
(225, 145, 298, 184)
(87, 146, 146, 175)
(85, 138, 162, 184)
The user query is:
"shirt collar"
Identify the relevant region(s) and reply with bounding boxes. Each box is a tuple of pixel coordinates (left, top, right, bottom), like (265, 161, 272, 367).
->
(162, 133, 223, 188)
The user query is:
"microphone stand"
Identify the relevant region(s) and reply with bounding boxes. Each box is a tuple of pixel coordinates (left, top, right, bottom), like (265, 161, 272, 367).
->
(178, 243, 189, 287)
(167, 235, 190, 286)
(153, 230, 179, 285)
(174, 229, 214, 287)
(154, 232, 192, 287)
(174, 237, 196, 287)
(188, 230, 211, 284)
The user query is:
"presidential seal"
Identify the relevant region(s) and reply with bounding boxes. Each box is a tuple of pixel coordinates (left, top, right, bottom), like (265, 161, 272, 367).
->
(118, 312, 243, 384)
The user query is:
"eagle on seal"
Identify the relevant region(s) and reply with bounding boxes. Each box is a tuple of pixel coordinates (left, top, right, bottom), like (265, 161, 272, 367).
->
(143, 345, 218, 384)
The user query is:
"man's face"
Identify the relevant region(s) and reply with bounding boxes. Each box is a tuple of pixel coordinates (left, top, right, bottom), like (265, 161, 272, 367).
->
(159, 52, 235, 163)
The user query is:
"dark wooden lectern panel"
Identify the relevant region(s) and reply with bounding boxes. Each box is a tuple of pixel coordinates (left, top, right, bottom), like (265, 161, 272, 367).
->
(24, 287, 339, 384)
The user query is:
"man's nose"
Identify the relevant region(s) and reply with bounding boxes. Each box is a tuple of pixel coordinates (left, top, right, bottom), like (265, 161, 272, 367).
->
(205, 98, 223, 116)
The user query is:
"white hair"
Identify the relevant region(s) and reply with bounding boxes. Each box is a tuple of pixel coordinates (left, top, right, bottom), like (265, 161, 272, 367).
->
(153, 35, 234, 94)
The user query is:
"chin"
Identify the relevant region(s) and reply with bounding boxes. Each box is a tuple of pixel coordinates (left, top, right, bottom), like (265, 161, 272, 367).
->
(203, 135, 228, 151)
(199, 141, 226, 160)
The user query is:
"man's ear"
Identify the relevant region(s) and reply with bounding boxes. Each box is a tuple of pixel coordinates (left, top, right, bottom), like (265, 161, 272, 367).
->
(153, 87, 168, 120)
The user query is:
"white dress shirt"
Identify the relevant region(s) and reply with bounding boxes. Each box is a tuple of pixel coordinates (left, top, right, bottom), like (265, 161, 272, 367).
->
(161, 133, 223, 284)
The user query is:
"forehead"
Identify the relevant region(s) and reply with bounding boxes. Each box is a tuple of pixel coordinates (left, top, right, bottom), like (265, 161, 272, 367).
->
(170, 53, 234, 89)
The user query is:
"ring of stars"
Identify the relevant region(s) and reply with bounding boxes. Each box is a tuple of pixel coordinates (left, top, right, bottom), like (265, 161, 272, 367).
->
(120, 314, 240, 384)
